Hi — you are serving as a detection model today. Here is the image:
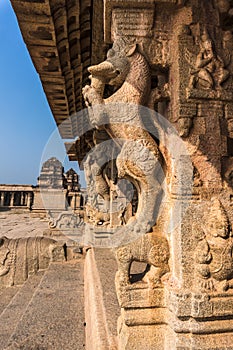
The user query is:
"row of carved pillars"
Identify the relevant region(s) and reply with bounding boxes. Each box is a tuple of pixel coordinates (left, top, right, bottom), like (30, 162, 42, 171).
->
(0, 191, 33, 208)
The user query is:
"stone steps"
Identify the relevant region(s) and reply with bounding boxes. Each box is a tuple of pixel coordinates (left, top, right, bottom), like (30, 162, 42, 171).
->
(0, 259, 85, 350)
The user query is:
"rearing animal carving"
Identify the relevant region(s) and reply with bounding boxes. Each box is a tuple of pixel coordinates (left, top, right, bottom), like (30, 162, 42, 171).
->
(82, 37, 165, 236)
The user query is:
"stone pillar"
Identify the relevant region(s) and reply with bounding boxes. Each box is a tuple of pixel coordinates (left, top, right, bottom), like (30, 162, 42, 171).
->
(0, 192, 4, 207)
(10, 192, 14, 207)
(27, 192, 32, 209)
(99, 1, 233, 349)
(23, 192, 27, 207)
(21, 192, 25, 206)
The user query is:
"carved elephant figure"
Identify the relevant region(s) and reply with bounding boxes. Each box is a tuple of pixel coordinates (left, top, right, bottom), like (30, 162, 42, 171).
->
(115, 230, 170, 287)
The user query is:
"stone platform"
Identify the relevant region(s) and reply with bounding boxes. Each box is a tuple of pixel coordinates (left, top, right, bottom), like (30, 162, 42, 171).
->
(0, 211, 49, 239)
(0, 259, 85, 350)
(0, 212, 121, 350)
(0, 212, 86, 349)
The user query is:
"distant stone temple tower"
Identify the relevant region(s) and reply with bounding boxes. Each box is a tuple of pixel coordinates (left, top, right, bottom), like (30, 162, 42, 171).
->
(38, 157, 65, 189)
(64, 168, 80, 192)
(0, 158, 84, 216)
(64, 168, 83, 209)
(33, 157, 83, 217)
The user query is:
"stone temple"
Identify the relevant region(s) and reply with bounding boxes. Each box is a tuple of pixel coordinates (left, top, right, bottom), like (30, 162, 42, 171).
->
(0, 157, 85, 215)
(1, 0, 233, 349)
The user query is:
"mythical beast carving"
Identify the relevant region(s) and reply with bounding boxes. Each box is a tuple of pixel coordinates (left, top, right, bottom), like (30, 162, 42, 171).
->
(82, 37, 166, 236)
(83, 37, 170, 290)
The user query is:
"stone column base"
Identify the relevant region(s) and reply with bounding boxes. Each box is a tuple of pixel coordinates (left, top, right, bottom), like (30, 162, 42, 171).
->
(117, 285, 233, 350)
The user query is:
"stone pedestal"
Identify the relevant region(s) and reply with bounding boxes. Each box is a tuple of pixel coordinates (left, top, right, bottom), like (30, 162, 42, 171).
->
(117, 285, 166, 350)
(117, 285, 233, 349)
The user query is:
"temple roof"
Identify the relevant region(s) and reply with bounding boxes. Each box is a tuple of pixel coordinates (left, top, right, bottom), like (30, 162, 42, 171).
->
(10, 0, 105, 142)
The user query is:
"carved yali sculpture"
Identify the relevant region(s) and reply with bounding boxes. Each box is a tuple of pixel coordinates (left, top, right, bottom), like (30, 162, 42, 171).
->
(194, 199, 233, 292)
(82, 37, 172, 293)
(82, 37, 165, 237)
(0, 237, 65, 288)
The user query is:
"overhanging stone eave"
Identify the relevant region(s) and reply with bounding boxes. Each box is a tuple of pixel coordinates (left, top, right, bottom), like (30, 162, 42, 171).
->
(10, 0, 94, 141)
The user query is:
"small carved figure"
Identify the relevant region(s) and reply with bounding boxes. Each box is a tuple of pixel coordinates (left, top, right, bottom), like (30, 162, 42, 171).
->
(215, 0, 233, 31)
(195, 199, 233, 292)
(222, 30, 232, 68)
(84, 132, 119, 217)
(0, 238, 10, 277)
(189, 29, 229, 90)
(49, 212, 83, 229)
(86, 204, 110, 226)
(193, 166, 202, 186)
(117, 203, 127, 226)
(178, 117, 193, 138)
(84, 154, 100, 209)
(115, 229, 169, 288)
(215, 0, 231, 13)
(147, 83, 170, 110)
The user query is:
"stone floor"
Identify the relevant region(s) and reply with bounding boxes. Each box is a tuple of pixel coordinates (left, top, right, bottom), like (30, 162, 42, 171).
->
(0, 211, 49, 239)
(0, 260, 85, 350)
(0, 210, 86, 350)
(0, 210, 121, 350)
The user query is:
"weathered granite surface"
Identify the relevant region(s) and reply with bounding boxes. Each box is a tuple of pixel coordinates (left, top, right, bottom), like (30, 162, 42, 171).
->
(6, 261, 85, 350)
(81, 1, 233, 349)
(0, 212, 49, 239)
(0, 260, 85, 350)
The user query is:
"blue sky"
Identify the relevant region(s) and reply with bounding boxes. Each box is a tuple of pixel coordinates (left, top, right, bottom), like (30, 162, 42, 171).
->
(0, 0, 85, 186)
